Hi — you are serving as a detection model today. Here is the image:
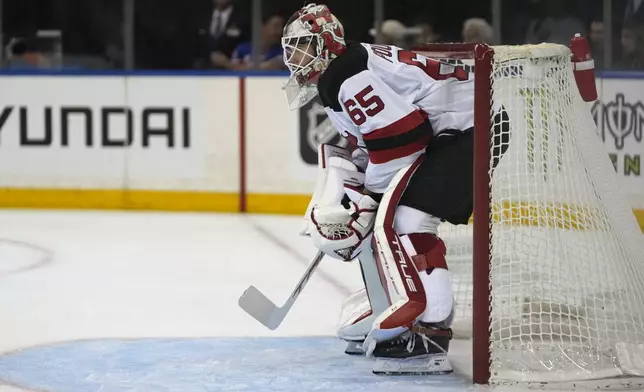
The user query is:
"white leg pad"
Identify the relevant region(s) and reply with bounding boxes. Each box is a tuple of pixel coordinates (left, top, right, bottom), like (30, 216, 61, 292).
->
(399, 234, 454, 324)
(367, 158, 429, 342)
(419, 268, 454, 324)
(337, 288, 374, 341)
(336, 248, 391, 342)
(394, 205, 441, 236)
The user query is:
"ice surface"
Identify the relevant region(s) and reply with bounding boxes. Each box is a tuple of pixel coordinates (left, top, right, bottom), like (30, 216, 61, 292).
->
(0, 337, 475, 392)
(0, 211, 360, 353)
(0, 210, 571, 392)
(0, 211, 476, 392)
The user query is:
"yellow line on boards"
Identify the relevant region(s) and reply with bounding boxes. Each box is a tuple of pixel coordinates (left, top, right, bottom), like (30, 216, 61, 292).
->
(634, 209, 644, 232)
(0, 188, 239, 212)
(0, 188, 642, 232)
(246, 193, 310, 215)
(0, 188, 311, 215)
(0, 188, 309, 215)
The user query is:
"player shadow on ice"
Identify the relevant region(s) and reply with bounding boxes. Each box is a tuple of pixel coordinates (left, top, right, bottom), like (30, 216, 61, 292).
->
(0, 337, 471, 392)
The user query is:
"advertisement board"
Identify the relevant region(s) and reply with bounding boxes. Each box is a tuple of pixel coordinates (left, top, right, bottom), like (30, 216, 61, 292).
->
(594, 78, 644, 210)
(0, 76, 240, 210)
(0, 73, 640, 229)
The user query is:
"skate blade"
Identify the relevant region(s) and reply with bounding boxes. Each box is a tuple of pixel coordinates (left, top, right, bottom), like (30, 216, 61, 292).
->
(344, 341, 366, 356)
(616, 341, 644, 376)
(373, 354, 453, 376)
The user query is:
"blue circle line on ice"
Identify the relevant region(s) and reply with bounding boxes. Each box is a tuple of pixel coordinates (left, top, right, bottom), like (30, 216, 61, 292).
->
(0, 337, 469, 392)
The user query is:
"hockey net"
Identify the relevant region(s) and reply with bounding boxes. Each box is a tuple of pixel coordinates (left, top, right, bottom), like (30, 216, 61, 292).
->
(412, 43, 644, 387)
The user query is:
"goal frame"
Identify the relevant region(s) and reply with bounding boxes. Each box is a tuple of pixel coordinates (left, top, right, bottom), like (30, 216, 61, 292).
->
(411, 42, 495, 385)
(411, 41, 644, 388)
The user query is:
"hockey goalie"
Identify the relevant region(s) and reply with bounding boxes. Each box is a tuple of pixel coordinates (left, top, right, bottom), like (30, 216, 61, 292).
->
(282, 4, 507, 375)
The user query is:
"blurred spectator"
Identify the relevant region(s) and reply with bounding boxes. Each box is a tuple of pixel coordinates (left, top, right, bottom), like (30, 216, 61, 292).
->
(5, 37, 47, 69)
(208, 0, 250, 69)
(501, 0, 539, 45)
(588, 19, 605, 69)
(370, 20, 407, 47)
(615, 20, 644, 69)
(462, 18, 495, 43)
(624, 0, 644, 24)
(228, 14, 285, 70)
(411, 18, 440, 46)
(524, 0, 586, 45)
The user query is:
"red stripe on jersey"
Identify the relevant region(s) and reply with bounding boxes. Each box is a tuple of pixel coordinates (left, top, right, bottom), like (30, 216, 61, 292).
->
(368, 134, 431, 164)
(363, 110, 428, 141)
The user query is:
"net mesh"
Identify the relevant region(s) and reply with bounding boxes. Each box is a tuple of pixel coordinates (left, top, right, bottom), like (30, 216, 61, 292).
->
(419, 43, 644, 385)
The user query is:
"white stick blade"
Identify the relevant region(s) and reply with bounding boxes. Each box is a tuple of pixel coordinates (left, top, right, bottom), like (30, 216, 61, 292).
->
(238, 286, 283, 330)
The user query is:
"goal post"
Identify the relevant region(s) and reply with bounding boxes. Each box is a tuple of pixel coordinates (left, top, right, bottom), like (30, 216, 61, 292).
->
(472, 43, 493, 386)
(412, 42, 644, 387)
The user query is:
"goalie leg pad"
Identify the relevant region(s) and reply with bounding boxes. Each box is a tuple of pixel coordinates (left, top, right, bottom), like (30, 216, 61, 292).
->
(336, 288, 373, 342)
(372, 232, 427, 331)
(393, 205, 441, 236)
(368, 156, 454, 343)
(403, 233, 448, 273)
(336, 248, 391, 342)
(419, 269, 453, 324)
(399, 233, 453, 324)
(371, 157, 428, 333)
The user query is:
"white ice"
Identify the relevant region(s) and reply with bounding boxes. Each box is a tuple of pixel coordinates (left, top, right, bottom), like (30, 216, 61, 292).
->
(0, 210, 584, 392)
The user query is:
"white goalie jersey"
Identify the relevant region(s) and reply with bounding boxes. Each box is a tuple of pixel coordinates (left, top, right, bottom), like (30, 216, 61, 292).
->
(317, 43, 475, 193)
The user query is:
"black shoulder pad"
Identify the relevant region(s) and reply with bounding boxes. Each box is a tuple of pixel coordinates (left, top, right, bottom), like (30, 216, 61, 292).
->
(317, 43, 369, 112)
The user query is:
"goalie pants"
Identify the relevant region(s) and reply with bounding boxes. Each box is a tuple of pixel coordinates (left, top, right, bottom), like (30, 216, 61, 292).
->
(399, 111, 510, 225)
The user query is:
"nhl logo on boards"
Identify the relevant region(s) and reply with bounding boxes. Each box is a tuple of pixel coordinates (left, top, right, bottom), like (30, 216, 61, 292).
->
(299, 97, 347, 165)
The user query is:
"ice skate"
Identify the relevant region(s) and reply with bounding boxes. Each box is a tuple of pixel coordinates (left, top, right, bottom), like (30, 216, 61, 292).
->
(344, 340, 366, 355)
(372, 323, 453, 375)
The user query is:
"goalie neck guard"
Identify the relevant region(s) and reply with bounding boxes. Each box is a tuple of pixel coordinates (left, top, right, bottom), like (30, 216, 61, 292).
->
(282, 3, 346, 110)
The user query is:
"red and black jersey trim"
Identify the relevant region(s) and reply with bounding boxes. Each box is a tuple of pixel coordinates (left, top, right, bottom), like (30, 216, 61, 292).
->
(363, 110, 433, 164)
(318, 43, 369, 112)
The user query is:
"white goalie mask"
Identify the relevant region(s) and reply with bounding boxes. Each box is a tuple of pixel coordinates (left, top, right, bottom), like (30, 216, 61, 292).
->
(281, 3, 346, 110)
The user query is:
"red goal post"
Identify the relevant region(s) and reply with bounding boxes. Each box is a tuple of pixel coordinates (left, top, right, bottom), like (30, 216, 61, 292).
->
(412, 42, 493, 385)
(411, 42, 644, 388)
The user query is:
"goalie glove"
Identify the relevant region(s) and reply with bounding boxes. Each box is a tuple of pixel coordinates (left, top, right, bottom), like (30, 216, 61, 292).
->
(300, 144, 361, 237)
(309, 186, 379, 262)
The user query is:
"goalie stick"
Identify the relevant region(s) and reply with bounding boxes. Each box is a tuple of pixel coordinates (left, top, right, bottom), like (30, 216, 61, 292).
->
(238, 251, 324, 330)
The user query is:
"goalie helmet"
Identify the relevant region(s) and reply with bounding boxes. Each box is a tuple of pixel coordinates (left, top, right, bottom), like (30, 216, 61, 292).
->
(282, 3, 346, 109)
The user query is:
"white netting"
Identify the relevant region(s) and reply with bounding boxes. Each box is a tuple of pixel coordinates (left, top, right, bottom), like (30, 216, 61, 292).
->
(424, 44, 644, 386)
(317, 222, 353, 240)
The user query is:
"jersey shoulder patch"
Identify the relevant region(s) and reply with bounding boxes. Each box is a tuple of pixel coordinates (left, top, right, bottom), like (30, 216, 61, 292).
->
(317, 43, 369, 112)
